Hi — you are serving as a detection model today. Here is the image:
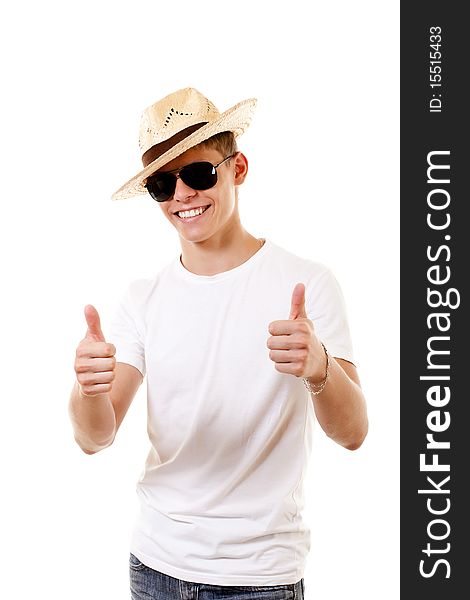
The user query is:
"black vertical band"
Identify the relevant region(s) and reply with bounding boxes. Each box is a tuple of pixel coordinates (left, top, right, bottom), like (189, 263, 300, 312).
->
(401, 3, 467, 596)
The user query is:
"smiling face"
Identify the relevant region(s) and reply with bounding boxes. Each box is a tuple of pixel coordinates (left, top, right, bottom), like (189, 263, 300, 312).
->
(153, 145, 249, 245)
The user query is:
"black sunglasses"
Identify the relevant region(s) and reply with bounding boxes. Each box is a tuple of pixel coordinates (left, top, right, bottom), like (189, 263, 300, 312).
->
(145, 154, 236, 202)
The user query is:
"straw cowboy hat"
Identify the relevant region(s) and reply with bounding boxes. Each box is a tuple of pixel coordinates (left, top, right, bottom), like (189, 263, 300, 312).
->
(112, 87, 257, 200)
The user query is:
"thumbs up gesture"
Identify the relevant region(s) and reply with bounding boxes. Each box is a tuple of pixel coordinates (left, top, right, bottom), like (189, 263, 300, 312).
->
(74, 305, 116, 397)
(267, 283, 324, 380)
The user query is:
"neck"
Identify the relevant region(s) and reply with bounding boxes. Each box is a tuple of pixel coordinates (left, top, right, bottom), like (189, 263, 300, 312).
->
(179, 225, 264, 276)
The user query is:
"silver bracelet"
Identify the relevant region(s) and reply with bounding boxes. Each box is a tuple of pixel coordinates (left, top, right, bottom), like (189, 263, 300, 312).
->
(302, 343, 330, 396)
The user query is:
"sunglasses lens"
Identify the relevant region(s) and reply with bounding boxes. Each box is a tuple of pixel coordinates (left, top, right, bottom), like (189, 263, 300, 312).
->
(146, 172, 176, 202)
(180, 162, 217, 190)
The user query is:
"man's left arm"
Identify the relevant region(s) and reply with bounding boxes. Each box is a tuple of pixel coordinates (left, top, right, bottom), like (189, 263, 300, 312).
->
(267, 282, 368, 450)
(306, 354, 368, 450)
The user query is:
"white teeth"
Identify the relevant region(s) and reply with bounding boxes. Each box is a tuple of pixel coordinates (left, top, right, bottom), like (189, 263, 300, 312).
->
(177, 206, 207, 219)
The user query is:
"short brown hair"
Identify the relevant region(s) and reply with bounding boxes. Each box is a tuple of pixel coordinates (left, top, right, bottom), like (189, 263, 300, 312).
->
(198, 131, 238, 158)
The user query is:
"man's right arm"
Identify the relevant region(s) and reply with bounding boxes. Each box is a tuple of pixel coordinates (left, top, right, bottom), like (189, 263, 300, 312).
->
(68, 305, 143, 455)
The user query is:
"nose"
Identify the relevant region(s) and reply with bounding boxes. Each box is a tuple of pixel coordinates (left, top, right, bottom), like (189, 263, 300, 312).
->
(173, 175, 197, 203)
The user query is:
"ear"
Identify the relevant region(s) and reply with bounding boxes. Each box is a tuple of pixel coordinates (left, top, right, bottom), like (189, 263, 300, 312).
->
(233, 152, 249, 186)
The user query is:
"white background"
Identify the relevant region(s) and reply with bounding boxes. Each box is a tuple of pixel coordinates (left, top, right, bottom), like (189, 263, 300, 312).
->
(0, 1, 399, 598)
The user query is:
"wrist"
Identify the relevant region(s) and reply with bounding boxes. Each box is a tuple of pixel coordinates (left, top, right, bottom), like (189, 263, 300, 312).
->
(303, 343, 329, 395)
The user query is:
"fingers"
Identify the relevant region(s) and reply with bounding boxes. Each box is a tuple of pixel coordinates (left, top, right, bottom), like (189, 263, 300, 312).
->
(78, 369, 116, 387)
(268, 344, 312, 377)
(76, 341, 116, 359)
(75, 358, 116, 397)
(267, 338, 312, 378)
(289, 282, 307, 320)
(84, 304, 106, 342)
(75, 346, 116, 392)
(75, 307, 116, 396)
(268, 349, 307, 363)
(74, 356, 116, 374)
(268, 319, 311, 337)
(273, 361, 306, 377)
(268, 283, 313, 378)
(266, 333, 309, 350)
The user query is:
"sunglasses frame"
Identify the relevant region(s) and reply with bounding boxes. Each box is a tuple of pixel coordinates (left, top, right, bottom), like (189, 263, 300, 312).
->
(145, 153, 236, 202)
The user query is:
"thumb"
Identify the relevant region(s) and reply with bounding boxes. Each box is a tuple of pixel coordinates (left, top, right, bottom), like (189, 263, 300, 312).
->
(289, 283, 307, 320)
(84, 304, 106, 342)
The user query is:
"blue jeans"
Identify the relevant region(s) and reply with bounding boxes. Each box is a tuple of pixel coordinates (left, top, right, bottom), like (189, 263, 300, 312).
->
(129, 554, 305, 599)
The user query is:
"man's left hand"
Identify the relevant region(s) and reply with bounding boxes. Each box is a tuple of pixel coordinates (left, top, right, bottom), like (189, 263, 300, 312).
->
(267, 283, 324, 380)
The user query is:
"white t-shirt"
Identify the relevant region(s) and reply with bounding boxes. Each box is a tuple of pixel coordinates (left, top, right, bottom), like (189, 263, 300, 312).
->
(109, 238, 354, 586)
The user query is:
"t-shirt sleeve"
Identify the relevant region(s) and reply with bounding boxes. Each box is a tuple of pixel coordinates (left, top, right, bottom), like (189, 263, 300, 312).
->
(108, 281, 147, 377)
(306, 266, 355, 365)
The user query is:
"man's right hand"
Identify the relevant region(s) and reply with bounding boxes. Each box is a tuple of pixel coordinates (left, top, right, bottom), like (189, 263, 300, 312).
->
(74, 305, 116, 397)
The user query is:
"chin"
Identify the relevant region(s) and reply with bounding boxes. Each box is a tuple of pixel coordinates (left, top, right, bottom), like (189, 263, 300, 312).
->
(179, 231, 214, 244)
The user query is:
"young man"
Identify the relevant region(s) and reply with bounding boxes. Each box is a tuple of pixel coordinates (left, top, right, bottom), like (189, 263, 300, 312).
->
(69, 87, 368, 600)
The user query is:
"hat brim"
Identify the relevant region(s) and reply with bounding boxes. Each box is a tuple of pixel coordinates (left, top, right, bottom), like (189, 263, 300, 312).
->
(111, 97, 257, 200)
